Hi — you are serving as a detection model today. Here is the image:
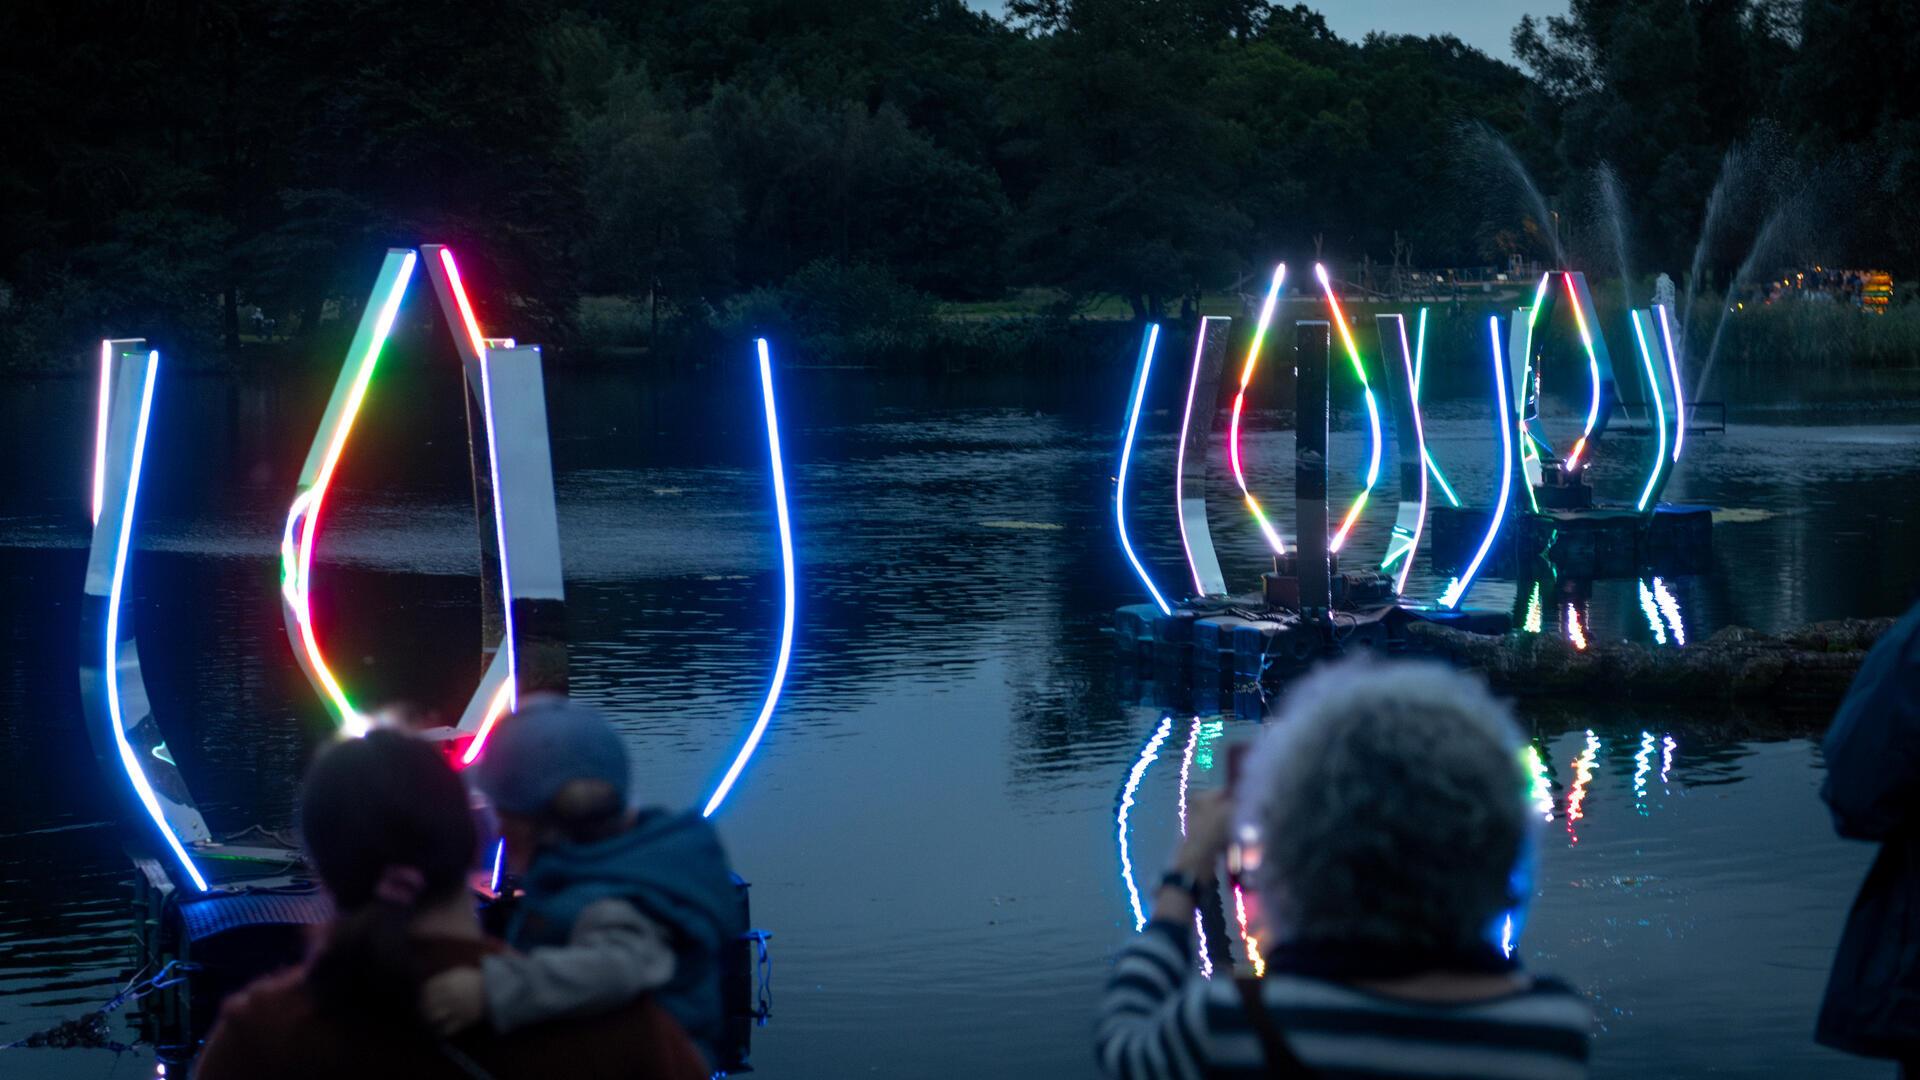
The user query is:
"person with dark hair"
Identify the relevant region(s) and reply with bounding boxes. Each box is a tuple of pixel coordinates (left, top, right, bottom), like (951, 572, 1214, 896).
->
(1816, 600, 1920, 1073)
(194, 731, 707, 1079)
(418, 696, 742, 1068)
(1095, 658, 1592, 1079)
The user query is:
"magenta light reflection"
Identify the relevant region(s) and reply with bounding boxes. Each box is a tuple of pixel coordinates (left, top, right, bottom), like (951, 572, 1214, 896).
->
(702, 339, 796, 819)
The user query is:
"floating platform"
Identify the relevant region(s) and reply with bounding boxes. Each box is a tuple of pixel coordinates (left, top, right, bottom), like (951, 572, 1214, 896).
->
(1429, 503, 1714, 579)
(1115, 597, 1512, 688)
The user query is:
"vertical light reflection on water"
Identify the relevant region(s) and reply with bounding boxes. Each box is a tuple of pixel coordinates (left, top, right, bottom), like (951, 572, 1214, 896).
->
(1566, 731, 1600, 843)
(1175, 717, 1213, 977)
(1524, 580, 1545, 634)
(1638, 581, 1667, 645)
(1662, 734, 1677, 786)
(1653, 577, 1687, 645)
(1634, 732, 1654, 815)
(1565, 604, 1589, 650)
(1524, 744, 1555, 821)
(1117, 715, 1174, 932)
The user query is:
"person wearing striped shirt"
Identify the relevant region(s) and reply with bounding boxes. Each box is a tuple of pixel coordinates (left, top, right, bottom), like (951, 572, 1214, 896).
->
(1096, 658, 1593, 1079)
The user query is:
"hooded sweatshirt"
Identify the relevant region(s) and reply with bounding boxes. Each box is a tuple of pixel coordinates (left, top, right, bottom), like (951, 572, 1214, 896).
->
(509, 807, 743, 1063)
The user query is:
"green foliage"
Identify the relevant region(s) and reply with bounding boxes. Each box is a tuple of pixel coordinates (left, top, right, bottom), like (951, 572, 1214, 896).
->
(0, 0, 1917, 372)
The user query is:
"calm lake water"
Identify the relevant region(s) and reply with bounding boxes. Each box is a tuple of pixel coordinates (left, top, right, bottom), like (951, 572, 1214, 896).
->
(1, 330, 1918, 1077)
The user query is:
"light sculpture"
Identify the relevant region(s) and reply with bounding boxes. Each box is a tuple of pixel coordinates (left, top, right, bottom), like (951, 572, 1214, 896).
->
(281, 246, 567, 750)
(1228, 264, 1288, 555)
(82, 347, 213, 892)
(1176, 318, 1232, 598)
(1438, 317, 1513, 609)
(1116, 324, 1172, 615)
(1314, 264, 1382, 553)
(280, 250, 418, 734)
(1375, 313, 1428, 596)
(703, 340, 796, 819)
(1411, 310, 1462, 508)
(1628, 311, 1670, 512)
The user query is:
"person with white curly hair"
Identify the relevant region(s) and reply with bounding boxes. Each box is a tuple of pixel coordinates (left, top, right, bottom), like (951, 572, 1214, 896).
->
(1096, 657, 1593, 1079)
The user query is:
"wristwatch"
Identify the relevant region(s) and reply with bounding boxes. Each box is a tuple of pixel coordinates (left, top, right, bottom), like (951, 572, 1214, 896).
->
(1159, 869, 1202, 901)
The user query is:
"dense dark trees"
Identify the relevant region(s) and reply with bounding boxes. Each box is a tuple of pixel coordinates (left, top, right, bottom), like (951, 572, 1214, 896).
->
(0, 0, 1911, 367)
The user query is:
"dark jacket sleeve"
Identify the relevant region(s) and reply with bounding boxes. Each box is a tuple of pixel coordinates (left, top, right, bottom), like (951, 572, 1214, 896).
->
(1823, 603, 1920, 841)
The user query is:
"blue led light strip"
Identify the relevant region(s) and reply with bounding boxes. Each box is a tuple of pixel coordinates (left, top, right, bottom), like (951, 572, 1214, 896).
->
(704, 339, 796, 818)
(106, 352, 210, 891)
(1439, 317, 1513, 610)
(1629, 311, 1669, 512)
(1116, 325, 1172, 616)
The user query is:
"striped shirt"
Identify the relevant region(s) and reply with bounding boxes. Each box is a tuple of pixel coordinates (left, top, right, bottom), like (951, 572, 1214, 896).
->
(1098, 919, 1593, 1080)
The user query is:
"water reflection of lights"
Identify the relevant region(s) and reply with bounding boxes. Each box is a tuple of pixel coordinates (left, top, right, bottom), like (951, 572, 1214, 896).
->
(1117, 716, 1174, 932)
(1234, 883, 1266, 977)
(1637, 581, 1667, 645)
(1661, 735, 1676, 785)
(1652, 577, 1686, 645)
(1501, 914, 1514, 959)
(1633, 731, 1654, 816)
(1565, 604, 1588, 650)
(1523, 744, 1554, 821)
(1566, 731, 1599, 843)
(1524, 581, 1544, 634)
(1175, 717, 1213, 976)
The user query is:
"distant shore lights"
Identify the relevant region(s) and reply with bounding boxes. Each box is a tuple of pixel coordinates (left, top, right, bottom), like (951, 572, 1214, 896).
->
(703, 338, 796, 818)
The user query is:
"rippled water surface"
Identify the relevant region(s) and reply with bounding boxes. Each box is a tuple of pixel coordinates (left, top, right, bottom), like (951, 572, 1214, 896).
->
(1, 346, 1917, 1077)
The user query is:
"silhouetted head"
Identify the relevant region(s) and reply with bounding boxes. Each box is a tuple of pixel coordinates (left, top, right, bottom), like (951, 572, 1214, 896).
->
(1237, 657, 1532, 956)
(300, 731, 476, 1023)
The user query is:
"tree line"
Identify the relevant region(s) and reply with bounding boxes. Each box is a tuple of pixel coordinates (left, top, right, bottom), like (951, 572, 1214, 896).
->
(0, 0, 1913, 368)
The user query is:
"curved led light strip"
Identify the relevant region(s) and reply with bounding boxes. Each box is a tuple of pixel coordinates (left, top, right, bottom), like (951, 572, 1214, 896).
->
(1657, 305, 1686, 465)
(1176, 318, 1229, 597)
(1388, 315, 1427, 594)
(1412, 310, 1462, 508)
(105, 352, 210, 892)
(92, 340, 114, 524)
(1561, 273, 1603, 472)
(1514, 273, 1551, 513)
(703, 339, 796, 818)
(442, 248, 522, 766)
(1439, 317, 1513, 609)
(1116, 324, 1172, 616)
(1229, 264, 1288, 555)
(1315, 265, 1383, 553)
(1629, 311, 1670, 512)
(281, 251, 418, 735)
(1117, 714, 1173, 932)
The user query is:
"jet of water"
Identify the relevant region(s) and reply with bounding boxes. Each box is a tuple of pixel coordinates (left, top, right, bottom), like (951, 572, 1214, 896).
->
(1595, 163, 1633, 299)
(1694, 207, 1789, 401)
(1682, 145, 1752, 337)
(1461, 122, 1566, 267)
